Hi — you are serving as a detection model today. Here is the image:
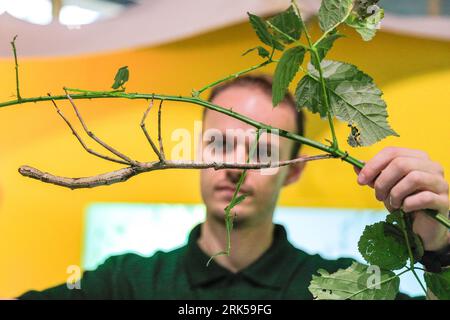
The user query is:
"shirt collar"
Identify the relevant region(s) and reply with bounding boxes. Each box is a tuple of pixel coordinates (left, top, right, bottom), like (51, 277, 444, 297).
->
(183, 223, 308, 289)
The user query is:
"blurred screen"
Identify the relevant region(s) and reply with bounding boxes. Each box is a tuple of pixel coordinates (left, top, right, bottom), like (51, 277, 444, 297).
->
(83, 203, 424, 297)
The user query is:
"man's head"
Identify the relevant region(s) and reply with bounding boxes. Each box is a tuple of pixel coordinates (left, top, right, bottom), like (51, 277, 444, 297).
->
(200, 74, 306, 228)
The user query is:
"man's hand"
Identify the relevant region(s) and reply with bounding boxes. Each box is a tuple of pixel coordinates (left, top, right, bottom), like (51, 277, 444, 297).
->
(355, 147, 449, 252)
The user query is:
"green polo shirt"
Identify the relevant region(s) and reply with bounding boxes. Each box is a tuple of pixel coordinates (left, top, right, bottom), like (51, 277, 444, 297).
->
(18, 223, 413, 300)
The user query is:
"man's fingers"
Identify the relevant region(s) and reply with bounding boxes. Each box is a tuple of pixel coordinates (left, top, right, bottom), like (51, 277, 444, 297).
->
(388, 171, 449, 209)
(372, 157, 444, 201)
(402, 191, 449, 214)
(358, 147, 429, 185)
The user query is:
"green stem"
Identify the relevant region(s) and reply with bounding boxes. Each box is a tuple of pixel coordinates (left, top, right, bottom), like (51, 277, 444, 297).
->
(425, 208, 450, 229)
(10, 35, 21, 101)
(312, 47, 338, 149)
(194, 59, 274, 97)
(292, 1, 338, 149)
(399, 211, 429, 297)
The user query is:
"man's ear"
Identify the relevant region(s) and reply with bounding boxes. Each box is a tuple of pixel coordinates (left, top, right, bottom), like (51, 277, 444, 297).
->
(283, 154, 307, 186)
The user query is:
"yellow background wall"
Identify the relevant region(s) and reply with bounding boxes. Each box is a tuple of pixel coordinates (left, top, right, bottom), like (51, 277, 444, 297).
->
(0, 20, 449, 297)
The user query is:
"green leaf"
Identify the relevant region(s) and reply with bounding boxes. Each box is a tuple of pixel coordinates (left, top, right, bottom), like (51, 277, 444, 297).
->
(268, 5, 302, 44)
(296, 60, 399, 146)
(111, 66, 129, 90)
(424, 269, 450, 300)
(272, 46, 305, 106)
(411, 232, 424, 261)
(247, 13, 284, 51)
(386, 209, 402, 225)
(346, 8, 384, 41)
(353, 0, 381, 19)
(309, 262, 400, 300)
(226, 194, 247, 210)
(311, 31, 344, 70)
(318, 0, 353, 32)
(295, 74, 326, 116)
(316, 32, 343, 61)
(386, 210, 424, 261)
(242, 46, 270, 59)
(358, 222, 409, 270)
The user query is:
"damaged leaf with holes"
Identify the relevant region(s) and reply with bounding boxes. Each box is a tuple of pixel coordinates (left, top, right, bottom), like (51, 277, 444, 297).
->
(358, 221, 409, 270)
(308, 262, 400, 300)
(295, 60, 399, 146)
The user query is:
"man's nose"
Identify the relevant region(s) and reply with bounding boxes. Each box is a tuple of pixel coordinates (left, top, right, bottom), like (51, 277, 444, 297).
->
(225, 168, 244, 184)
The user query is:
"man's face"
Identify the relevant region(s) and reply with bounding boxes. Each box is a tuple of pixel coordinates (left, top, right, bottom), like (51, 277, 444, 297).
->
(200, 85, 304, 227)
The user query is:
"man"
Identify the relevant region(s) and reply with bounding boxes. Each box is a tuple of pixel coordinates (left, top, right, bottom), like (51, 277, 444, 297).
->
(19, 75, 449, 299)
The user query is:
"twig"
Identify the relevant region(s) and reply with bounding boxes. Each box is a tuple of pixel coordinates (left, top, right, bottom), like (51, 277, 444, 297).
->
(64, 88, 138, 166)
(10, 35, 21, 101)
(48, 94, 130, 165)
(193, 59, 274, 97)
(18, 154, 334, 189)
(140, 96, 164, 162)
(157, 100, 166, 160)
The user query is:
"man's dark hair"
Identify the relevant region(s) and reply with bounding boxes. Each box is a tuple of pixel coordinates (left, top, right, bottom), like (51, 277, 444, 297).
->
(203, 74, 305, 159)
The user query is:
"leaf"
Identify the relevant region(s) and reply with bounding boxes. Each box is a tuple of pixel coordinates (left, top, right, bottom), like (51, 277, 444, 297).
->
(316, 32, 343, 61)
(353, 0, 381, 19)
(358, 222, 409, 270)
(272, 46, 306, 106)
(111, 66, 129, 90)
(242, 46, 270, 59)
(268, 5, 302, 44)
(411, 232, 424, 261)
(295, 74, 326, 116)
(226, 194, 247, 210)
(296, 60, 399, 146)
(312, 31, 344, 69)
(346, 7, 384, 41)
(247, 13, 284, 51)
(308, 262, 400, 300)
(386, 210, 424, 261)
(424, 269, 450, 300)
(386, 209, 402, 225)
(318, 0, 353, 32)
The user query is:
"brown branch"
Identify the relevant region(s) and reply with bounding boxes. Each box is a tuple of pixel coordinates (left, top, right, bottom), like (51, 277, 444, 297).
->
(157, 100, 166, 160)
(18, 154, 335, 189)
(64, 88, 139, 166)
(19, 165, 138, 189)
(140, 96, 164, 161)
(48, 94, 129, 165)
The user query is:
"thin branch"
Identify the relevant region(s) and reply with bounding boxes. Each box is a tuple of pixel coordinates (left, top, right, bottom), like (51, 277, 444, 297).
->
(157, 100, 166, 160)
(292, 0, 339, 150)
(19, 165, 138, 190)
(10, 35, 21, 101)
(48, 94, 130, 165)
(193, 59, 274, 97)
(18, 154, 334, 189)
(64, 88, 138, 166)
(140, 96, 164, 162)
